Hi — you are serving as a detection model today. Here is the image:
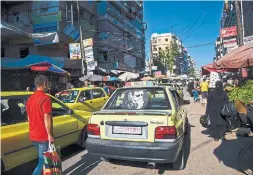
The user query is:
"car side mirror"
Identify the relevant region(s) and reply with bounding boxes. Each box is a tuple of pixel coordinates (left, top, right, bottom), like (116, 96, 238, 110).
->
(68, 109, 74, 114)
(183, 100, 190, 105)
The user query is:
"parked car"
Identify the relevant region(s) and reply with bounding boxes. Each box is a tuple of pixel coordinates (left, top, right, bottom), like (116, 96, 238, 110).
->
(1, 91, 92, 172)
(56, 87, 109, 112)
(86, 86, 190, 170)
(159, 83, 184, 99)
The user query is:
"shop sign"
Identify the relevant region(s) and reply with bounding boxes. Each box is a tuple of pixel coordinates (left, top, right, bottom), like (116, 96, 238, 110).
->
(243, 35, 253, 45)
(87, 61, 97, 71)
(223, 38, 237, 48)
(220, 26, 237, 38)
(84, 46, 94, 62)
(83, 38, 93, 47)
(69, 43, 81, 60)
(33, 22, 58, 33)
(154, 71, 162, 75)
(64, 24, 80, 42)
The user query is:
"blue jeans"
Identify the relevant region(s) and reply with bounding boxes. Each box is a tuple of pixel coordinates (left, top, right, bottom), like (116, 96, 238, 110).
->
(32, 141, 49, 175)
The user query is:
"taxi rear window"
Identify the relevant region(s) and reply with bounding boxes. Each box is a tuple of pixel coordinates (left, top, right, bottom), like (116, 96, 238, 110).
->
(104, 87, 171, 110)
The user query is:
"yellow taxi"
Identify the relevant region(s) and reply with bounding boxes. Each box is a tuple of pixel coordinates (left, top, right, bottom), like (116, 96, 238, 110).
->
(56, 87, 109, 112)
(159, 83, 184, 99)
(1, 91, 92, 172)
(86, 86, 190, 170)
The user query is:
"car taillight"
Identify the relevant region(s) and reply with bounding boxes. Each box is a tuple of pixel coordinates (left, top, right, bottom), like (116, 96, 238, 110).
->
(88, 124, 100, 136)
(155, 126, 177, 139)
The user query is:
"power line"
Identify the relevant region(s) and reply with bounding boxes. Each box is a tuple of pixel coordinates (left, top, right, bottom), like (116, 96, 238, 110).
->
(185, 42, 215, 48)
(178, 1, 210, 37)
(183, 2, 215, 40)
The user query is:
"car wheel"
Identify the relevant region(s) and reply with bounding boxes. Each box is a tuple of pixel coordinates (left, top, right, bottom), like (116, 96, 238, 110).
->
(173, 142, 185, 170)
(184, 117, 189, 135)
(77, 127, 88, 149)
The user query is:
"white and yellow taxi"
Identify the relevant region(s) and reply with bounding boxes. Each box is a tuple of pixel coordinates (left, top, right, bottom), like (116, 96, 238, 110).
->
(86, 85, 190, 170)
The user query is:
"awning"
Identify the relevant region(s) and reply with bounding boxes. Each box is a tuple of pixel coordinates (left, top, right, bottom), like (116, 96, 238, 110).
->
(1, 54, 64, 69)
(201, 63, 238, 75)
(214, 44, 253, 69)
(1, 54, 68, 75)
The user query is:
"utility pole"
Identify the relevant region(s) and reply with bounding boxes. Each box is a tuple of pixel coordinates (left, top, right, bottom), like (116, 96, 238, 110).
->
(235, 1, 244, 46)
(77, 0, 86, 75)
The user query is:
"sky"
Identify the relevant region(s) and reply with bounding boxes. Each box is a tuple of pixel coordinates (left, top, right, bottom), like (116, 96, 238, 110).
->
(144, 1, 224, 69)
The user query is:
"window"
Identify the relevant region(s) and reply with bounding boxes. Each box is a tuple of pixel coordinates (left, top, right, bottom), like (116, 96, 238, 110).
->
(20, 47, 29, 58)
(165, 38, 168, 42)
(92, 89, 105, 99)
(104, 88, 171, 110)
(171, 90, 180, 109)
(57, 90, 79, 103)
(153, 47, 157, 51)
(159, 47, 161, 50)
(99, 51, 108, 61)
(51, 97, 69, 117)
(78, 90, 92, 102)
(166, 47, 168, 49)
(1, 47, 5, 57)
(1, 96, 28, 126)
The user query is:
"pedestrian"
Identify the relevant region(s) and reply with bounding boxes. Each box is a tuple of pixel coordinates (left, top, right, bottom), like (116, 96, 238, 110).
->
(108, 82, 116, 95)
(26, 87, 30, 91)
(200, 78, 209, 101)
(26, 75, 54, 175)
(206, 81, 229, 141)
(192, 88, 199, 102)
(103, 82, 110, 96)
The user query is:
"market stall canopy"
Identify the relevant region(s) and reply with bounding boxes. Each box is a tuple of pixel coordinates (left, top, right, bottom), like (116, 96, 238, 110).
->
(1, 54, 67, 75)
(79, 74, 103, 82)
(107, 77, 121, 82)
(214, 44, 253, 69)
(141, 76, 155, 81)
(119, 72, 139, 81)
(201, 63, 238, 75)
(154, 74, 166, 79)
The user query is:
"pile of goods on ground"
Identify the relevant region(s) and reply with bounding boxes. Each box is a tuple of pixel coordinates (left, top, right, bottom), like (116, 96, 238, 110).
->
(227, 80, 253, 104)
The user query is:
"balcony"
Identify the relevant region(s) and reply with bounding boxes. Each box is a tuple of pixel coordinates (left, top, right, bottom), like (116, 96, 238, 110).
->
(78, 1, 95, 15)
(110, 1, 136, 20)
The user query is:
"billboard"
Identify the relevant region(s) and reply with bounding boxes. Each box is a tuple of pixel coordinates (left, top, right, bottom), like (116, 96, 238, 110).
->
(84, 46, 94, 62)
(220, 26, 237, 38)
(83, 38, 93, 47)
(69, 43, 81, 60)
(87, 61, 97, 71)
(33, 22, 58, 33)
(64, 24, 80, 42)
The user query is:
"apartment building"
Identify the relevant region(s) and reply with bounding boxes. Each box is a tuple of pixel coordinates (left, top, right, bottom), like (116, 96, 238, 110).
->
(150, 33, 190, 76)
(95, 1, 146, 72)
(216, 1, 253, 60)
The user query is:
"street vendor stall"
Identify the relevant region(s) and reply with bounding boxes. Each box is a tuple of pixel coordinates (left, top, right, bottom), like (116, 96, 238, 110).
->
(214, 44, 253, 69)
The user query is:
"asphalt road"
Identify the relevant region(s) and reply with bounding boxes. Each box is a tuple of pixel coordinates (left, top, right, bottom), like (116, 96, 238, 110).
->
(3, 90, 253, 175)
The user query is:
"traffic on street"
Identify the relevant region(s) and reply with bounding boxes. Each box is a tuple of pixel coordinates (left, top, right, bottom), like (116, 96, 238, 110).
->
(1, 1, 253, 175)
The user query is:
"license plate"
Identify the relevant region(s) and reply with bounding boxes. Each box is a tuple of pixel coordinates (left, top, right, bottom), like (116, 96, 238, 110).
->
(113, 126, 142, 135)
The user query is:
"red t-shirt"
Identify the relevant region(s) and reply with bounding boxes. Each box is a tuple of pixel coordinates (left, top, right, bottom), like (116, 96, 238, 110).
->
(26, 90, 52, 141)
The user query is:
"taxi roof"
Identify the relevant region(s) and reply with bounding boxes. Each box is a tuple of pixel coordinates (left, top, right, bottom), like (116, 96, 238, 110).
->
(1, 91, 33, 96)
(69, 87, 103, 91)
(119, 85, 167, 90)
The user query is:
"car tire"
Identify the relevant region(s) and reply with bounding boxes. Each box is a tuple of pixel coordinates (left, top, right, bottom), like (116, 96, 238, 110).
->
(184, 117, 189, 135)
(77, 127, 88, 149)
(172, 142, 185, 170)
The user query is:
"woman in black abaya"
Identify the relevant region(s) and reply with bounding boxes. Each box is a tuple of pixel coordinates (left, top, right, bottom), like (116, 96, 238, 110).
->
(206, 81, 229, 141)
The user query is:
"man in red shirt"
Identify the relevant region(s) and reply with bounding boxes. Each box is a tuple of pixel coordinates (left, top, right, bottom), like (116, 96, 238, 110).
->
(26, 75, 54, 175)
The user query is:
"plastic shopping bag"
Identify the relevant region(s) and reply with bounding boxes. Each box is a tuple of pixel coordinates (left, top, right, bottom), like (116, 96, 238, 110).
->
(43, 143, 62, 175)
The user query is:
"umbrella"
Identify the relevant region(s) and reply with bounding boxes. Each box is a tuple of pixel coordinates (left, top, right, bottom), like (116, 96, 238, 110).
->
(119, 72, 139, 81)
(141, 76, 155, 81)
(107, 77, 121, 81)
(79, 75, 89, 82)
(87, 74, 103, 81)
(214, 44, 253, 69)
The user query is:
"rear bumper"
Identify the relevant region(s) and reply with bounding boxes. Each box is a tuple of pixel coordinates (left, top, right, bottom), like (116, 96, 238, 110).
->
(86, 136, 184, 163)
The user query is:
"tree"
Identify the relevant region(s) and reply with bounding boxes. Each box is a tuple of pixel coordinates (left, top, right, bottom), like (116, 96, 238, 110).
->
(187, 67, 196, 78)
(158, 40, 179, 75)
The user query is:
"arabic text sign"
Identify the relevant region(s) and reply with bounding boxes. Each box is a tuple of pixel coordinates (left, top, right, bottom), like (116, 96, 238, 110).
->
(220, 26, 237, 38)
(69, 43, 81, 60)
(243, 35, 253, 45)
(87, 61, 97, 71)
(223, 38, 237, 48)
